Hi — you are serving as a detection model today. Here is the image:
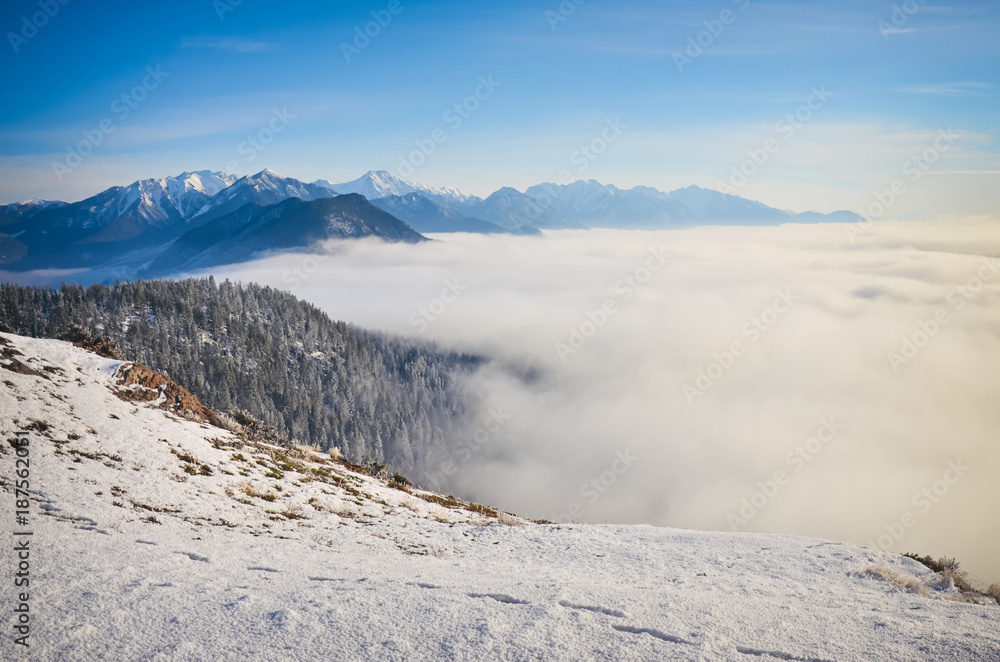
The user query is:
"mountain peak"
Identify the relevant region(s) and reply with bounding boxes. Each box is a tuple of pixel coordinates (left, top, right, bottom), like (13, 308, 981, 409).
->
(331, 171, 480, 210)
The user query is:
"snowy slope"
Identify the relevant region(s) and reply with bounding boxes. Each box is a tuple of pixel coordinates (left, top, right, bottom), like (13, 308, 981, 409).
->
(1, 333, 998, 661)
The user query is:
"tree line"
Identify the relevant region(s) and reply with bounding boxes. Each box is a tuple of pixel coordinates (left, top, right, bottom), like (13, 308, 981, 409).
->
(0, 278, 486, 482)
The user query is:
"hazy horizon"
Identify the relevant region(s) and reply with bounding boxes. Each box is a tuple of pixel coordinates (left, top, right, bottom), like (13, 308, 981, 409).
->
(2, 0, 999, 220)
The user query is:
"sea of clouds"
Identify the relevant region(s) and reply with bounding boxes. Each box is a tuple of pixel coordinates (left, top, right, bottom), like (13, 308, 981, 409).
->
(200, 220, 997, 583)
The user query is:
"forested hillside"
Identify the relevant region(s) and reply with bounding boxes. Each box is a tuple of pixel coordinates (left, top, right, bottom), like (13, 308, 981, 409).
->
(0, 278, 484, 480)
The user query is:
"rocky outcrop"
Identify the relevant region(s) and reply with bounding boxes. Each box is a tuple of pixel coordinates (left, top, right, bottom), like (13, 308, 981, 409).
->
(114, 363, 214, 422)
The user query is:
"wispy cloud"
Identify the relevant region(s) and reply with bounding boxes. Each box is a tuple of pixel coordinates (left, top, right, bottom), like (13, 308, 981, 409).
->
(878, 23, 964, 38)
(879, 27, 918, 37)
(179, 36, 275, 53)
(895, 82, 991, 97)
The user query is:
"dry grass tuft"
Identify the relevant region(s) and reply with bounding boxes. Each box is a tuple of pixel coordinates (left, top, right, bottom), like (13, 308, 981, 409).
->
(241, 483, 277, 502)
(497, 511, 526, 527)
(861, 562, 999, 607)
(861, 566, 934, 598)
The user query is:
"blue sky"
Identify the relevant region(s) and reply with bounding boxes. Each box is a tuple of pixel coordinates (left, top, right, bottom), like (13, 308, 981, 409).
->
(1, 0, 998, 217)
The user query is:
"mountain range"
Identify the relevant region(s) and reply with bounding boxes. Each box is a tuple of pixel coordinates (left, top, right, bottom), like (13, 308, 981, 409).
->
(0, 169, 862, 277)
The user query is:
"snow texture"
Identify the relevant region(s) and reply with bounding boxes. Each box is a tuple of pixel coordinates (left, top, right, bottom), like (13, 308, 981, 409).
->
(0, 333, 997, 661)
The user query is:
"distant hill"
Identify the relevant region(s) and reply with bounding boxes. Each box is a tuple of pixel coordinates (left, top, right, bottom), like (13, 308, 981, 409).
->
(371, 192, 540, 235)
(142, 195, 426, 278)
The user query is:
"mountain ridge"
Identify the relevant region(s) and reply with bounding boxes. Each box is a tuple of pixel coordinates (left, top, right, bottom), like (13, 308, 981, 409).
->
(142, 194, 426, 277)
(1, 168, 863, 275)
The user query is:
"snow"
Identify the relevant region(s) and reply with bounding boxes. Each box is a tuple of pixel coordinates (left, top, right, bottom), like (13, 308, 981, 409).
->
(1, 332, 998, 661)
(527, 180, 620, 215)
(97, 172, 238, 227)
(332, 170, 480, 208)
(117, 182, 144, 214)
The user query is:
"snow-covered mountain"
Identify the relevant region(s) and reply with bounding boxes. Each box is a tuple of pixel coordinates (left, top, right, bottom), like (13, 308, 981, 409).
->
(330, 170, 482, 212)
(371, 192, 540, 235)
(524, 180, 682, 228)
(0, 169, 866, 273)
(667, 185, 787, 223)
(521, 180, 856, 229)
(469, 186, 580, 230)
(0, 172, 240, 269)
(87, 170, 239, 235)
(2, 330, 998, 660)
(0, 198, 67, 226)
(0, 170, 426, 274)
(159, 170, 236, 217)
(0, 172, 231, 237)
(6, 171, 236, 242)
(187, 169, 332, 224)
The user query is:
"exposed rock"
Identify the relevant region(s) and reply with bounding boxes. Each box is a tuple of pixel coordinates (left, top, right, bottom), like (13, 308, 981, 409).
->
(114, 363, 213, 422)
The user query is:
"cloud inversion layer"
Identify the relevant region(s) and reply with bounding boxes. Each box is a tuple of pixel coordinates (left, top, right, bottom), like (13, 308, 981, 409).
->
(212, 220, 1000, 583)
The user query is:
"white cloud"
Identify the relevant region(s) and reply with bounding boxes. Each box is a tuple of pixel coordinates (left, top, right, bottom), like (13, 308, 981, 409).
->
(879, 27, 918, 36)
(896, 82, 992, 97)
(179, 36, 275, 53)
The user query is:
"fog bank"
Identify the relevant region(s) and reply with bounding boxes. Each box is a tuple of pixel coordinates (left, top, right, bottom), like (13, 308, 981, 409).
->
(211, 220, 1000, 583)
